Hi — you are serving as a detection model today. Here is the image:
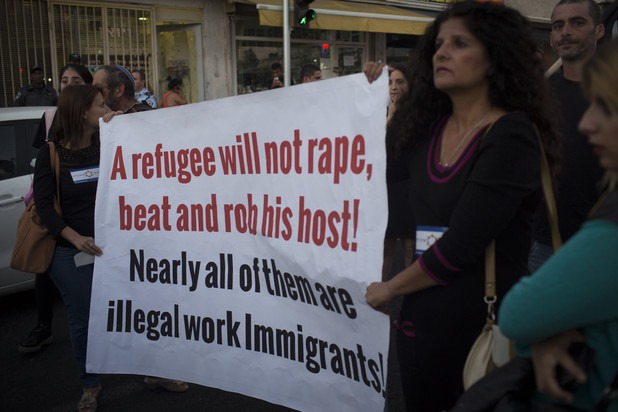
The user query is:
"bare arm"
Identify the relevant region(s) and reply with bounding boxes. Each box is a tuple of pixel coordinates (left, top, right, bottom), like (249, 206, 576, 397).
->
(59, 226, 102, 256)
(366, 260, 437, 311)
(169, 91, 187, 106)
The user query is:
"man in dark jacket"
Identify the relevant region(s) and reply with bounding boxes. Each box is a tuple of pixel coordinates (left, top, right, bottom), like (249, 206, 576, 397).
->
(14, 66, 58, 106)
(529, 0, 605, 271)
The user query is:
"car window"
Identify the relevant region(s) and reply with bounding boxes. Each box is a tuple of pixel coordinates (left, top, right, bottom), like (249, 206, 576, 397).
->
(0, 119, 39, 181)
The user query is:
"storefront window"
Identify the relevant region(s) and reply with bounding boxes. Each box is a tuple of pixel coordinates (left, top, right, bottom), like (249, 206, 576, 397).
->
(293, 44, 325, 82)
(291, 28, 329, 41)
(237, 40, 282, 93)
(337, 47, 364, 77)
(336, 31, 366, 42)
(235, 16, 367, 95)
(236, 17, 283, 38)
(158, 25, 201, 103)
(385, 33, 419, 66)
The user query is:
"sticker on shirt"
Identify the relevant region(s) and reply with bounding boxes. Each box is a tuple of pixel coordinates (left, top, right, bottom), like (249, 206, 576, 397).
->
(416, 226, 448, 255)
(70, 167, 99, 184)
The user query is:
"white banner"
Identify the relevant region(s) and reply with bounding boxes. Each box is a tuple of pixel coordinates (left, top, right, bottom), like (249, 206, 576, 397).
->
(88, 71, 390, 412)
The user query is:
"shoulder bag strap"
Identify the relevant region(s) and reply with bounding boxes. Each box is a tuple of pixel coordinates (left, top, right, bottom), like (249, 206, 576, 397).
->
(480, 123, 498, 323)
(48, 142, 62, 216)
(484, 240, 497, 323)
(44, 108, 57, 141)
(483, 125, 562, 317)
(536, 128, 562, 251)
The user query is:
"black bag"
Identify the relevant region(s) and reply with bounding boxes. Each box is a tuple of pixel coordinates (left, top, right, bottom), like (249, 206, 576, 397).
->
(450, 343, 596, 412)
(451, 355, 538, 412)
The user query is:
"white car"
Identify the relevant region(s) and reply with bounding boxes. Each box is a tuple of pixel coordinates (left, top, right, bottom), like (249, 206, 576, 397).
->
(0, 106, 47, 296)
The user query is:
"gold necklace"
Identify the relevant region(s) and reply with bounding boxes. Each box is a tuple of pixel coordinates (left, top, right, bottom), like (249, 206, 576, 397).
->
(440, 113, 490, 167)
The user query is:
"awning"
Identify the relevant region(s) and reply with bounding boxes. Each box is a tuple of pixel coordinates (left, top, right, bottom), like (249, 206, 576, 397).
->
(250, 0, 434, 35)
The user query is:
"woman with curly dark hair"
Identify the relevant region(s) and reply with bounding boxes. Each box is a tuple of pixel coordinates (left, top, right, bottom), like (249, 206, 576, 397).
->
(383, 63, 416, 280)
(365, 2, 559, 411)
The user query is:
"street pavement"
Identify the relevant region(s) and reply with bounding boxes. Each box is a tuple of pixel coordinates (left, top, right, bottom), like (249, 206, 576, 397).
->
(0, 253, 406, 412)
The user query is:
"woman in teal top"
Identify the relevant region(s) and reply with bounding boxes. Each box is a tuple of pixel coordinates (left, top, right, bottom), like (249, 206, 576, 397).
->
(499, 39, 618, 412)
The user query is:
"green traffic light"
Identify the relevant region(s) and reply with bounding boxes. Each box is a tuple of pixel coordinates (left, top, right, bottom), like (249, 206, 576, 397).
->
(299, 9, 316, 26)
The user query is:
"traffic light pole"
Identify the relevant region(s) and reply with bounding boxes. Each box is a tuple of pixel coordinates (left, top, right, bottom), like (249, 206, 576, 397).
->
(283, 0, 291, 87)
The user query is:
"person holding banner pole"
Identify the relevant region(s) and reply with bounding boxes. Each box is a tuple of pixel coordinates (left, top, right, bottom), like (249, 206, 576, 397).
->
(93, 64, 190, 394)
(365, 2, 559, 411)
(34, 85, 110, 412)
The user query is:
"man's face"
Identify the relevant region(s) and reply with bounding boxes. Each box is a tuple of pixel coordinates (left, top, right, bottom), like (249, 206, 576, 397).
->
(304, 70, 322, 83)
(132, 72, 144, 92)
(30, 70, 44, 86)
(272, 67, 283, 79)
(550, 2, 603, 62)
(93, 69, 118, 110)
(93, 70, 109, 98)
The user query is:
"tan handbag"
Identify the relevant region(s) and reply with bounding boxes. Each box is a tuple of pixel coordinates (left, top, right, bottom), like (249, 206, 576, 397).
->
(10, 143, 61, 274)
(462, 132, 562, 390)
(462, 240, 513, 390)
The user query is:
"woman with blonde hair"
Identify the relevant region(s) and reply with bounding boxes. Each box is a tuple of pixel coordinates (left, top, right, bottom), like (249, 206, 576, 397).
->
(499, 39, 618, 412)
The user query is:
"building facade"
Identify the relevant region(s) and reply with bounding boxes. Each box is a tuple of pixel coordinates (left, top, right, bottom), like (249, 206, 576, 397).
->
(1, 0, 613, 108)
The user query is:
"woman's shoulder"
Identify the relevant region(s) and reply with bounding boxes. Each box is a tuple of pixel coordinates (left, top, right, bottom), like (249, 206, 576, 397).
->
(582, 218, 618, 235)
(484, 111, 536, 143)
(34, 142, 53, 172)
(39, 141, 68, 162)
(560, 217, 618, 266)
(492, 111, 534, 131)
(38, 142, 52, 156)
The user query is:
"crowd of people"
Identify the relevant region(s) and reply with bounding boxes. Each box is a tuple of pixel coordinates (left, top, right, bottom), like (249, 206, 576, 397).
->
(17, 63, 191, 412)
(367, 2, 559, 409)
(365, 0, 617, 411)
(12, 0, 618, 411)
(14, 57, 184, 110)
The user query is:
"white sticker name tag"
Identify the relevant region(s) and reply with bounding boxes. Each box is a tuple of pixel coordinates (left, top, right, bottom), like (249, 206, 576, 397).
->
(70, 167, 99, 184)
(416, 226, 448, 255)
